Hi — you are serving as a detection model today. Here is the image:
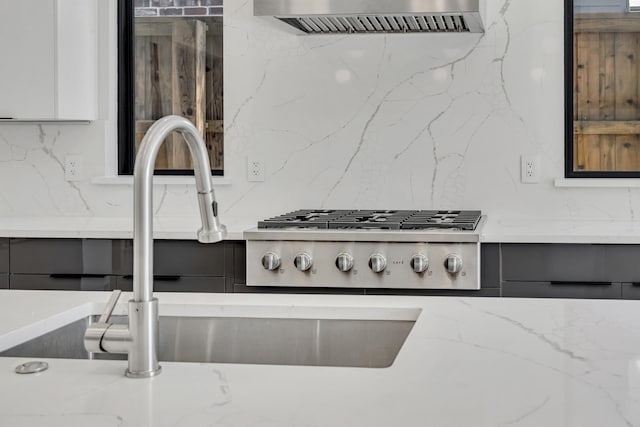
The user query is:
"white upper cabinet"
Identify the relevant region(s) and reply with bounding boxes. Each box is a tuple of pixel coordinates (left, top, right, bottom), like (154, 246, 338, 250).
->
(0, 0, 98, 121)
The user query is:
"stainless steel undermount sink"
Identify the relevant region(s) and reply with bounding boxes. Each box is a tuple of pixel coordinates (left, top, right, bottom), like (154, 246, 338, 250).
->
(0, 307, 418, 368)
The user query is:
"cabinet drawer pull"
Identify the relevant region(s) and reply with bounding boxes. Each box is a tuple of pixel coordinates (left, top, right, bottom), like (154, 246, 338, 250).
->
(121, 275, 181, 281)
(49, 274, 107, 279)
(550, 281, 610, 286)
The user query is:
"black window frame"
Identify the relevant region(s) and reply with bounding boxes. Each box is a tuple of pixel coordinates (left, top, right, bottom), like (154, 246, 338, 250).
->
(565, 0, 640, 178)
(117, 0, 223, 176)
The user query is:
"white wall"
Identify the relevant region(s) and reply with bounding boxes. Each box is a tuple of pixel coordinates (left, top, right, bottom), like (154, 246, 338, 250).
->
(0, 0, 639, 223)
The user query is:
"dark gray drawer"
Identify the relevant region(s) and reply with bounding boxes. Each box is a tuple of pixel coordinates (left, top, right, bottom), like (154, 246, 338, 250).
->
(233, 241, 246, 285)
(10, 239, 116, 275)
(0, 274, 8, 289)
(117, 240, 226, 276)
(233, 283, 365, 295)
(10, 274, 116, 291)
(365, 288, 500, 297)
(502, 244, 640, 283)
(622, 283, 640, 300)
(116, 275, 225, 293)
(481, 243, 500, 288)
(0, 238, 8, 273)
(502, 281, 621, 299)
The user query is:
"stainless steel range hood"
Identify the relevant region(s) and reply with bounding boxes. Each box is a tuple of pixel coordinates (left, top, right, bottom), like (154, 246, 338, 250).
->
(254, 0, 484, 34)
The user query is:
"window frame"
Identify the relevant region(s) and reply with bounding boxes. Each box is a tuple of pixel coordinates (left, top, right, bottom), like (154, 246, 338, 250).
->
(116, 0, 223, 177)
(565, 0, 640, 178)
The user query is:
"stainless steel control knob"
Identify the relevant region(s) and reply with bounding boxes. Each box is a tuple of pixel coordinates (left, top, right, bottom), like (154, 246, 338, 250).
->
(368, 254, 387, 273)
(261, 252, 281, 271)
(410, 254, 429, 273)
(445, 254, 463, 274)
(335, 253, 354, 272)
(294, 252, 313, 272)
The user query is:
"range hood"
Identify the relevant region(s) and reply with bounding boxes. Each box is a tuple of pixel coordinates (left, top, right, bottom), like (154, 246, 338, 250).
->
(254, 0, 484, 34)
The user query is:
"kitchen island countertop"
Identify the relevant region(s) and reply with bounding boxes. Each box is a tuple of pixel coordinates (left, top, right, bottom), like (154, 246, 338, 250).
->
(0, 290, 639, 426)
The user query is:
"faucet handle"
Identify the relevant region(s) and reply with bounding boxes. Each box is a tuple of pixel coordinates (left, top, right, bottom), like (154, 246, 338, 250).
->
(85, 289, 130, 355)
(98, 289, 122, 323)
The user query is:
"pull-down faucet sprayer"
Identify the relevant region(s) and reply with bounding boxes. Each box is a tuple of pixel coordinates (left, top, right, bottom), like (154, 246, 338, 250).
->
(84, 115, 226, 378)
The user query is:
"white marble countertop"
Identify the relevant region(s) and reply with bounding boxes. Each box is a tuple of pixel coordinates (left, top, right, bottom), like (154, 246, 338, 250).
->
(479, 218, 640, 243)
(3, 216, 640, 243)
(0, 216, 256, 241)
(1, 290, 640, 426)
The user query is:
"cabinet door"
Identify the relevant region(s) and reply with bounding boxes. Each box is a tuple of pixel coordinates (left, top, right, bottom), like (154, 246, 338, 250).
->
(0, 239, 8, 274)
(10, 239, 116, 275)
(622, 283, 640, 300)
(0, 0, 56, 119)
(117, 240, 226, 277)
(0, 0, 97, 121)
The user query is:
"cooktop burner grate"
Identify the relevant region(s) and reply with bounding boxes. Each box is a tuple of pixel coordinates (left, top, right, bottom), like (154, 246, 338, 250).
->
(401, 210, 481, 230)
(257, 209, 355, 229)
(327, 210, 416, 230)
(258, 209, 481, 231)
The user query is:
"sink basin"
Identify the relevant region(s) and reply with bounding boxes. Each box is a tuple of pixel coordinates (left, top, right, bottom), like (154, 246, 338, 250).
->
(0, 306, 417, 368)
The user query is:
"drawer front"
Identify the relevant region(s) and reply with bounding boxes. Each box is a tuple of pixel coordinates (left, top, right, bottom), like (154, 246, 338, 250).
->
(10, 239, 116, 275)
(116, 276, 225, 293)
(0, 274, 8, 289)
(10, 274, 116, 291)
(502, 244, 603, 282)
(234, 241, 246, 285)
(502, 281, 621, 299)
(233, 283, 365, 295)
(365, 288, 500, 297)
(0, 238, 8, 273)
(118, 240, 226, 276)
(502, 244, 640, 283)
(622, 283, 640, 300)
(480, 243, 500, 288)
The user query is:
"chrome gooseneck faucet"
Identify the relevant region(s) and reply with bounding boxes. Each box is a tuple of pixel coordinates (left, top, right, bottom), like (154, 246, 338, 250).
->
(84, 115, 226, 378)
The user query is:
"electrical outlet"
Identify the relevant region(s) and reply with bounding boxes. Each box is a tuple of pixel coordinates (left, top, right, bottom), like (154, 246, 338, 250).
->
(64, 155, 83, 181)
(521, 154, 540, 184)
(247, 157, 265, 182)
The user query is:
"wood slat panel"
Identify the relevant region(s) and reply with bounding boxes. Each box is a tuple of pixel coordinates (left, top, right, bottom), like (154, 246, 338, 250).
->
(170, 20, 208, 170)
(575, 33, 590, 121)
(587, 33, 601, 120)
(614, 32, 638, 120)
(575, 13, 640, 33)
(574, 120, 640, 134)
(136, 120, 222, 134)
(616, 137, 640, 170)
(599, 32, 616, 119)
(615, 32, 640, 170)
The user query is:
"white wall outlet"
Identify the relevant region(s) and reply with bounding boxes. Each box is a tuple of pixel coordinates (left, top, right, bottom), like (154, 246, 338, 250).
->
(521, 154, 540, 184)
(247, 157, 265, 182)
(64, 154, 83, 182)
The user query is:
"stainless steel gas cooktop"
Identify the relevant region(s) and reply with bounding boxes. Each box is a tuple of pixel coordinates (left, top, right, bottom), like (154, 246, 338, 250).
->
(244, 210, 485, 290)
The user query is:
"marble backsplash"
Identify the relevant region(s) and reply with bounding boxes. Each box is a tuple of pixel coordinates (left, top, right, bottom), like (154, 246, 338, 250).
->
(1, 0, 639, 224)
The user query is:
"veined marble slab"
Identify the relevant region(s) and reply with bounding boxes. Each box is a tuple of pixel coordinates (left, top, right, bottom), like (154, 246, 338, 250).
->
(0, 216, 256, 240)
(0, 291, 639, 426)
(481, 218, 640, 244)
